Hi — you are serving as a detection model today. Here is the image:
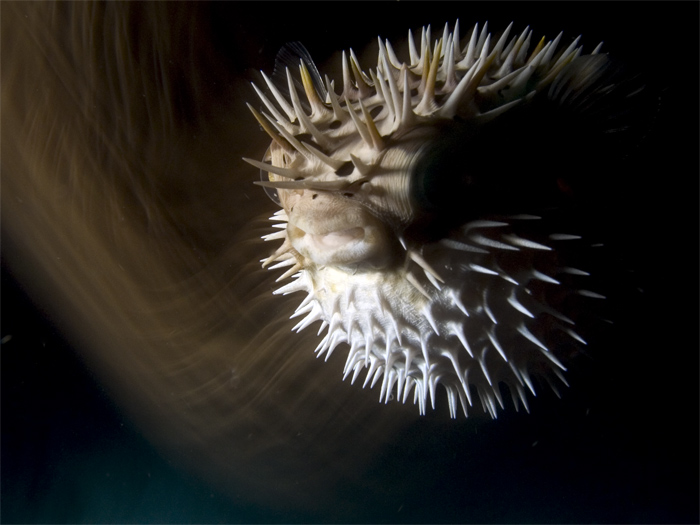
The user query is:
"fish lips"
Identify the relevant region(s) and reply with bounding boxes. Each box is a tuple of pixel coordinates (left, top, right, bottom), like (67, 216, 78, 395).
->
(286, 191, 393, 269)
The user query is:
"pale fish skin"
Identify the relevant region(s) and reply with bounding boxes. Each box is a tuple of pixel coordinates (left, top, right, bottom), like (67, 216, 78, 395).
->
(244, 21, 610, 418)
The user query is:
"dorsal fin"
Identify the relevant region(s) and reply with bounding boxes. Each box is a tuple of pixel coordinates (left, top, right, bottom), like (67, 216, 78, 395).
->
(271, 41, 328, 114)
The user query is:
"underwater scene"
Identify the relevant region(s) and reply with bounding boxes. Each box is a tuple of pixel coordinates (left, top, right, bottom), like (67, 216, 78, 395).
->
(2, 2, 698, 523)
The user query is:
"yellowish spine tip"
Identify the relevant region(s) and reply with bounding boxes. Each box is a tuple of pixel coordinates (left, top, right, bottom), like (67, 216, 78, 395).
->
(246, 103, 293, 153)
(527, 36, 546, 64)
(299, 60, 325, 114)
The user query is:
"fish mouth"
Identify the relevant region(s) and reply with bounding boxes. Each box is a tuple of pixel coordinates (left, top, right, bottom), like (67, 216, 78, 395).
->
(308, 227, 365, 249)
(288, 213, 391, 268)
(290, 209, 367, 238)
(288, 210, 369, 251)
(288, 222, 372, 264)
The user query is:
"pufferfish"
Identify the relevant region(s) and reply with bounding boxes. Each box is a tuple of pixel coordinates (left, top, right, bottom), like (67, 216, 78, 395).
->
(243, 21, 647, 418)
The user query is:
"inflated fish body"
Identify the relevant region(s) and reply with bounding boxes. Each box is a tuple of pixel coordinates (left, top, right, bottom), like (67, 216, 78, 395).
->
(244, 21, 647, 417)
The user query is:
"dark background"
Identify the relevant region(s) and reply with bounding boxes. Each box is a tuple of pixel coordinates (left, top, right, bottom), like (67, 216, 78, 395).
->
(2, 2, 698, 523)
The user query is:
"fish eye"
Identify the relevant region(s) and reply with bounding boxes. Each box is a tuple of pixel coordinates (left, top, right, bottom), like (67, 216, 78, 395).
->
(260, 169, 281, 205)
(260, 147, 282, 206)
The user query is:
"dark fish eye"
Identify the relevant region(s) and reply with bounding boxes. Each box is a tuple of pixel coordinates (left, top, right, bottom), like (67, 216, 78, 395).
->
(260, 172, 281, 205)
(260, 147, 282, 205)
